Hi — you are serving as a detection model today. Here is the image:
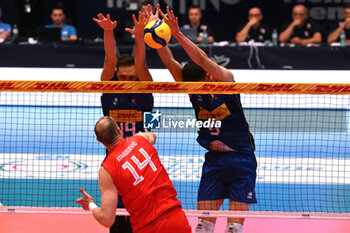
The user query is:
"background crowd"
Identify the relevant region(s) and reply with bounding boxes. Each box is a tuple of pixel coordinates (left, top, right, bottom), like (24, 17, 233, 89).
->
(1, 0, 350, 46)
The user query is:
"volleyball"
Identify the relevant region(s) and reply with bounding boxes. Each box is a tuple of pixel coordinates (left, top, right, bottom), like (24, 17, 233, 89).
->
(144, 20, 171, 49)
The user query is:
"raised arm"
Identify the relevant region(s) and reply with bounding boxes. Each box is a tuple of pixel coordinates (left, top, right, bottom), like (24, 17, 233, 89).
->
(160, 7, 233, 82)
(157, 46, 183, 81)
(76, 167, 118, 228)
(93, 14, 118, 81)
(141, 4, 183, 82)
(125, 12, 152, 81)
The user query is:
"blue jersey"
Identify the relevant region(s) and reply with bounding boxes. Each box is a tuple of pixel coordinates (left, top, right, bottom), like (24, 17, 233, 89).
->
(190, 94, 255, 154)
(45, 24, 77, 39)
(0, 22, 11, 34)
(101, 74, 153, 138)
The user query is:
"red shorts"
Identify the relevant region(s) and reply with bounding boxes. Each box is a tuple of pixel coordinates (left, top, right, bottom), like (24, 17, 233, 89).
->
(136, 207, 191, 233)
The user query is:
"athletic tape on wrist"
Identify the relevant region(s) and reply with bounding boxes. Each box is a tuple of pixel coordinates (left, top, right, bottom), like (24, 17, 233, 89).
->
(89, 202, 98, 211)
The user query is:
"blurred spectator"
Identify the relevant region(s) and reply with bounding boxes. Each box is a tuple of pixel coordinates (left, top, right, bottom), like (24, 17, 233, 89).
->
(183, 5, 214, 43)
(327, 5, 350, 44)
(16, 0, 43, 38)
(279, 5, 321, 45)
(45, 7, 77, 41)
(0, 6, 11, 41)
(139, 0, 153, 12)
(236, 7, 272, 43)
(121, 0, 153, 45)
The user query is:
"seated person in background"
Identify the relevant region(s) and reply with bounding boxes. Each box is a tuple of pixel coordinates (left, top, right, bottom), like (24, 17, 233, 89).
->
(45, 7, 77, 41)
(279, 4, 321, 45)
(0, 6, 11, 41)
(327, 5, 350, 44)
(236, 7, 272, 43)
(122, 0, 154, 45)
(182, 5, 214, 43)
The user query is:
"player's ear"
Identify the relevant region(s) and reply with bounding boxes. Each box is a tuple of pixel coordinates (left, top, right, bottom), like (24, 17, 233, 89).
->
(117, 127, 123, 137)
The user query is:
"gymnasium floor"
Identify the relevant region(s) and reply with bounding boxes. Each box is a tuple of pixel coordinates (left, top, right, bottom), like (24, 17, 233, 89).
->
(1, 212, 350, 233)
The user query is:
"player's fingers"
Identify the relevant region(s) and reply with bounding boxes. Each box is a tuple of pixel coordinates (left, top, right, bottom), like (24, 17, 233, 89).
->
(159, 8, 166, 19)
(141, 12, 146, 24)
(138, 11, 142, 22)
(125, 28, 134, 35)
(166, 6, 171, 19)
(171, 10, 175, 21)
(132, 14, 137, 24)
(107, 14, 111, 21)
(156, 3, 160, 15)
(98, 13, 104, 20)
(76, 198, 83, 204)
(79, 188, 88, 196)
(93, 18, 100, 23)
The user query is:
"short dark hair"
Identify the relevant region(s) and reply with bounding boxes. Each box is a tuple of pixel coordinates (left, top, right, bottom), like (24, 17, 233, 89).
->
(52, 7, 64, 13)
(182, 61, 207, 82)
(95, 117, 119, 145)
(188, 5, 201, 12)
(345, 4, 350, 9)
(117, 54, 135, 68)
(140, 0, 154, 8)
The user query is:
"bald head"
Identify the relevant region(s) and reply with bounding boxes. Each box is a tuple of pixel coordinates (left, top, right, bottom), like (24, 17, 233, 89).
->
(293, 5, 308, 23)
(95, 116, 120, 146)
(249, 7, 262, 16)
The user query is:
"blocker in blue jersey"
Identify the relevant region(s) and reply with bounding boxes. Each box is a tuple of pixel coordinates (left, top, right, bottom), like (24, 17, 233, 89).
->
(156, 5, 257, 233)
(93, 11, 154, 233)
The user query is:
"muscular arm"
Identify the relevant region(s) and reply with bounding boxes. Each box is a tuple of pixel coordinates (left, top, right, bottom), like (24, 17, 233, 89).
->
(126, 12, 153, 81)
(92, 167, 119, 228)
(175, 31, 233, 82)
(157, 46, 183, 81)
(76, 167, 118, 228)
(135, 131, 157, 145)
(279, 22, 296, 43)
(93, 14, 118, 81)
(160, 7, 233, 82)
(101, 30, 117, 81)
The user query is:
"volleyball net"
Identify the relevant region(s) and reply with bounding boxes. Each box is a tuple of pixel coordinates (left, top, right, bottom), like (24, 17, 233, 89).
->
(0, 80, 349, 219)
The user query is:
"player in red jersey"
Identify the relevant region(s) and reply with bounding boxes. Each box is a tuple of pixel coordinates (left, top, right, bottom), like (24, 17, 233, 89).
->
(76, 116, 191, 233)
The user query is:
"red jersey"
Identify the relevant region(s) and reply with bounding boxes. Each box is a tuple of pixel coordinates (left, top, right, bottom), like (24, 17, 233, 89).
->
(101, 135, 181, 231)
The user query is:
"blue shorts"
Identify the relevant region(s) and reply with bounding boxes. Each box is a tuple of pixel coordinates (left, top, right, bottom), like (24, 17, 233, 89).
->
(197, 150, 257, 204)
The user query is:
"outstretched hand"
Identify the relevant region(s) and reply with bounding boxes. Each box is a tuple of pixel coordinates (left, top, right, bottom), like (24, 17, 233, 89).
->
(125, 11, 148, 38)
(159, 6, 179, 38)
(76, 188, 94, 211)
(143, 3, 160, 23)
(93, 13, 117, 31)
